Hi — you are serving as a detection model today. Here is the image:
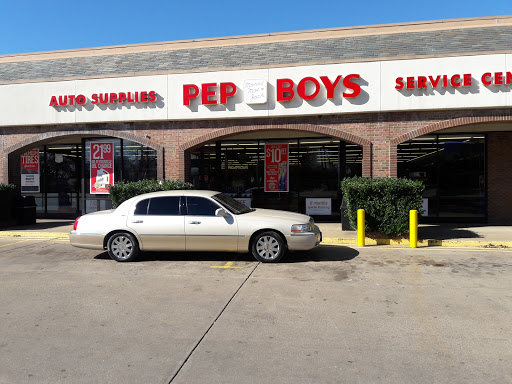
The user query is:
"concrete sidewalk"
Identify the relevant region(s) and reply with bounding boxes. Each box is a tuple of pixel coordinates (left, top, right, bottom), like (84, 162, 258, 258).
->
(318, 222, 512, 248)
(0, 219, 511, 247)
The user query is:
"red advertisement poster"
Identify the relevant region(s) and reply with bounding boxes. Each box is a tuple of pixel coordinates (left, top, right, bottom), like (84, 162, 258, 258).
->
(265, 144, 288, 192)
(21, 149, 40, 193)
(90, 142, 114, 194)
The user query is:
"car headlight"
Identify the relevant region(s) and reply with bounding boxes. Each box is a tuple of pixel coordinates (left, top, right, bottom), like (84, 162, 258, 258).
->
(291, 221, 314, 233)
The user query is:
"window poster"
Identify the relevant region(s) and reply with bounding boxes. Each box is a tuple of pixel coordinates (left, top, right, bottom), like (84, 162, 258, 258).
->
(265, 144, 288, 192)
(21, 149, 40, 193)
(90, 142, 114, 194)
(306, 198, 332, 215)
(234, 197, 252, 208)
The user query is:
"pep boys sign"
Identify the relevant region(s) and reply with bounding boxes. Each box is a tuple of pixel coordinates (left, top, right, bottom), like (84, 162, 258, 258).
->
(47, 74, 363, 109)
(183, 74, 362, 106)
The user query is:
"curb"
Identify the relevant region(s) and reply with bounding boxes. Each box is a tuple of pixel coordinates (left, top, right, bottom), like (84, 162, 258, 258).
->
(322, 237, 512, 248)
(0, 232, 510, 248)
(0, 232, 70, 239)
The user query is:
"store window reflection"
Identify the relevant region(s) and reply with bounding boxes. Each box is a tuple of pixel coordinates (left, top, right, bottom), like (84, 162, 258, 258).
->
(84, 138, 157, 213)
(122, 140, 158, 181)
(44, 144, 81, 214)
(84, 139, 122, 213)
(397, 134, 486, 221)
(22, 138, 158, 217)
(190, 137, 363, 219)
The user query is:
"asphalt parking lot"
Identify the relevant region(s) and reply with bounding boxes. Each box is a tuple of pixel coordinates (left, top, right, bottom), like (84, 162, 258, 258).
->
(0, 238, 511, 384)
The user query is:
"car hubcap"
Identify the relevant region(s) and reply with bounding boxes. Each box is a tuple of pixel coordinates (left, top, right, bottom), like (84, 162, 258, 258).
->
(256, 236, 280, 260)
(111, 236, 133, 259)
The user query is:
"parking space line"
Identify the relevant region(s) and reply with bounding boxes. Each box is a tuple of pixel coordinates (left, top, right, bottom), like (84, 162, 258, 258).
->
(211, 261, 243, 269)
(0, 239, 32, 248)
(168, 262, 259, 383)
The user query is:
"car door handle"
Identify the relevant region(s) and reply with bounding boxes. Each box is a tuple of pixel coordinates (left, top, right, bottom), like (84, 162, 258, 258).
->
(131, 220, 143, 223)
(188, 221, 201, 224)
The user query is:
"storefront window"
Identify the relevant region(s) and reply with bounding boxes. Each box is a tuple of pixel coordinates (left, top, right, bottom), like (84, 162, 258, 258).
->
(122, 140, 158, 181)
(190, 137, 363, 219)
(84, 138, 157, 213)
(45, 144, 81, 214)
(21, 138, 158, 217)
(26, 149, 46, 213)
(221, 140, 261, 193)
(83, 139, 121, 213)
(191, 144, 218, 190)
(398, 134, 486, 221)
(298, 139, 342, 192)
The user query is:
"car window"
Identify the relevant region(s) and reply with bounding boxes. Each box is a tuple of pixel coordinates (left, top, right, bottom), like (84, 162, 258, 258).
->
(134, 199, 150, 215)
(212, 193, 253, 214)
(147, 196, 181, 216)
(186, 196, 220, 216)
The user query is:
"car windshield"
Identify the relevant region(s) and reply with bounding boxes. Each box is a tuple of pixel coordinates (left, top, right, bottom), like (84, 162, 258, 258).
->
(212, 193, 254, 215)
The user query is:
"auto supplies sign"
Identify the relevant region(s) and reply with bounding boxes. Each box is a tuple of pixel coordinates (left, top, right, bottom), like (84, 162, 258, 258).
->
(90, 142, 114, 194)
(21, 149, 40, 193)
(265, 144, 288, 192)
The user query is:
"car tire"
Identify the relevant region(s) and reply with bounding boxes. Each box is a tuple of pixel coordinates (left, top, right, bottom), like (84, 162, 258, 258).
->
(251, 231, 286, 263)
(107, 232, 140, 262)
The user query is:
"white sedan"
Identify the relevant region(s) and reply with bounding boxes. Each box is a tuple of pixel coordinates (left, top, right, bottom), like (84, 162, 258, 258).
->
(70, 190, 322, 263)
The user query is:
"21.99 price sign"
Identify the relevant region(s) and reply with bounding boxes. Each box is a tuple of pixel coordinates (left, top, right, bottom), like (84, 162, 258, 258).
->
(90, 142, 114, 194)
(265, 144, 288, 192)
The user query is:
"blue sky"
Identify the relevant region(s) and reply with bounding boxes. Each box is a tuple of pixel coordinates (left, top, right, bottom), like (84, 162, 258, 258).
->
(1, 0, 511, 55)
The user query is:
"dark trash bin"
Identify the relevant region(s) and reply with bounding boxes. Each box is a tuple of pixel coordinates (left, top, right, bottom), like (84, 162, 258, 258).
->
(16, 196, 37, 225)
(0, 190, 17, 228)
(340, 197, 353, 231)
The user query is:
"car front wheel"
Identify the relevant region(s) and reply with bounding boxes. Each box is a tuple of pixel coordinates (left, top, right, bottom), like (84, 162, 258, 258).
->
(107, 232, 140, 262)
(251, 231, 286, 263)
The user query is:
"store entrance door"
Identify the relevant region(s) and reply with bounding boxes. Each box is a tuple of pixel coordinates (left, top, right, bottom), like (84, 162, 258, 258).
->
(44, 144, 82, 216)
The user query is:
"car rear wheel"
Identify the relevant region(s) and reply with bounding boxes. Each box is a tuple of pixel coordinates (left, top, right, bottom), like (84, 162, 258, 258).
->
(251, 231, 286, 263)
(107, 232, 140, 262)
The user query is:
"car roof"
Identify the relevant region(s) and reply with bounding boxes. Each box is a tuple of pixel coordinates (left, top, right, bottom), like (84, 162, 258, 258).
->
(115, 190, 221, 214)
(134, 190, 220, 198)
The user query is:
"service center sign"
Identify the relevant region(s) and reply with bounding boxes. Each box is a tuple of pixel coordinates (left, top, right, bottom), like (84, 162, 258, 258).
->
(265, 144, 288, 192)
(90, 142, 114, 194)
(21, 149, 40, 193)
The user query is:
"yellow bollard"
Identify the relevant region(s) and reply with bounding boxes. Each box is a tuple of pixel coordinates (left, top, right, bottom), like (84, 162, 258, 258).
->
(357, 209, 365, 246)
(410, 210, 418, 248)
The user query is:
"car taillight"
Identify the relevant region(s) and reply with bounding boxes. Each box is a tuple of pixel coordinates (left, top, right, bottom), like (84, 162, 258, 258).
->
(73, 217, 81, 231)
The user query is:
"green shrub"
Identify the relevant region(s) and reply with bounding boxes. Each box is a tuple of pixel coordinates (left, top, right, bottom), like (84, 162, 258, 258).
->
(341, 177, 424, 236)
(0, 183, 16, 192)
(109, 180, 194, 208)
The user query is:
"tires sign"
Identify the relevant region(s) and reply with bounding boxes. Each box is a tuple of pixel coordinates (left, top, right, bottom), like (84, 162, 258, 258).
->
(90, 142, 114, 194)
(21, 149, 40, 193)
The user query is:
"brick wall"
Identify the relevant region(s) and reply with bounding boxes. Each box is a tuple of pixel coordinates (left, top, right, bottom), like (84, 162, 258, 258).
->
(2, 108, 512, 222)
(488, 132, 512, 224)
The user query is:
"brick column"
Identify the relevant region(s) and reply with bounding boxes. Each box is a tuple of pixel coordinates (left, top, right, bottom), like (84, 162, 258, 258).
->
(161, 143, 180, 180)
(370, 141, 394, 178)
(488, 132, 512, 224)
(389, 144, 397, 178)
(362, 144, 372, 177)
(0, 155, 8, 184)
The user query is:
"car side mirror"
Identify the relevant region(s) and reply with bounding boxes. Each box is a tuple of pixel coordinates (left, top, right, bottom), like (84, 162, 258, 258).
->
(215, 208, 229, 218)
